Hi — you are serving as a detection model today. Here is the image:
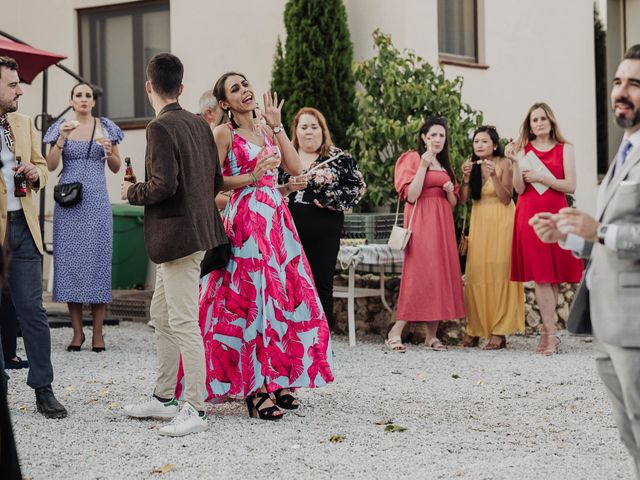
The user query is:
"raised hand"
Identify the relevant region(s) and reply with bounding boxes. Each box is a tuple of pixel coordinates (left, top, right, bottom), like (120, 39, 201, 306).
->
(260, 91, 285, 129)
(420, 150, 435, 169)
(504, 139, 519, 162)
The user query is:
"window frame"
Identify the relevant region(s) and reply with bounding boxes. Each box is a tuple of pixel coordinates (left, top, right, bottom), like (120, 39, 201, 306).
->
(438, 0, 488, 70)
(77, 0, 170, 130)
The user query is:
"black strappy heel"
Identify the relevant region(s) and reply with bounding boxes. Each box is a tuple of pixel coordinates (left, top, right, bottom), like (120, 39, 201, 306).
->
(246, 392, 283, 421)
(273, 389, 299, 410)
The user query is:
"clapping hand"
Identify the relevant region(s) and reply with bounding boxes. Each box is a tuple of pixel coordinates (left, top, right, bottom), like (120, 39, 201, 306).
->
(555, 207, 599, 242)
(529, 212, 565, 243)
(481, 159, 496, 177)
(260, 91, 284, 129)
(442, 180, 454, 193)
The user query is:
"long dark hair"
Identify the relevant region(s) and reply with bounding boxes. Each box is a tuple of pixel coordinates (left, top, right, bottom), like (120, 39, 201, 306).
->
(469, 126, 503, 200)
(212, 71, 256, 129)
(416, 117, 455, 183)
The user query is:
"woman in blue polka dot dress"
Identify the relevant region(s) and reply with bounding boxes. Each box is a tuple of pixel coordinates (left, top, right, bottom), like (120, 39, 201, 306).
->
(44, 83, 124, 352)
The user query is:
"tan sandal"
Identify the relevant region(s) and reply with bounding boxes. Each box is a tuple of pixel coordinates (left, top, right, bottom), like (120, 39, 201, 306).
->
(543, 334, 561, 356)
(535, 333, 548, 354)
(425, 337, 448, 351)
(385, 335, 406, 353)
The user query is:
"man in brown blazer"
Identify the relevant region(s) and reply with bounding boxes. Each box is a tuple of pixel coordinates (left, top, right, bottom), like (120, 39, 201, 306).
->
(121, 53, 226, 437)
(0, 56, 67, 418)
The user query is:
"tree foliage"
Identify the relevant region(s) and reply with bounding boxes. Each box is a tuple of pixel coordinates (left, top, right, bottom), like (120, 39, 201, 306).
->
(348, 29, 483, 209)
(271, 0, 356, 147)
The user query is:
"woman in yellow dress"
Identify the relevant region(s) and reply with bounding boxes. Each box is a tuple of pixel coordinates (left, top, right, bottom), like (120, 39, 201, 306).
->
(459, 126, 524, 349)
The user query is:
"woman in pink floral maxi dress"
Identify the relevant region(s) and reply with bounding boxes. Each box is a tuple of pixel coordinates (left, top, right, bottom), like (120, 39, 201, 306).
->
(176, 73, 333, 420)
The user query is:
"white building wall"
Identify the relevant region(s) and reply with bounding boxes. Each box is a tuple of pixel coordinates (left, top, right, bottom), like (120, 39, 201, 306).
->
(1, 0, 599, 225)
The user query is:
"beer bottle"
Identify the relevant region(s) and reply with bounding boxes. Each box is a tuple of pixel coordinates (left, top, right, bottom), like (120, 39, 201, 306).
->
(14, 156, 27, 197)
(124, 157, 136, 183)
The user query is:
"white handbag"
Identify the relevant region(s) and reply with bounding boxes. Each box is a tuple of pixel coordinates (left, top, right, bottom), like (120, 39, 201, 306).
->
(387, 197, 417, 250)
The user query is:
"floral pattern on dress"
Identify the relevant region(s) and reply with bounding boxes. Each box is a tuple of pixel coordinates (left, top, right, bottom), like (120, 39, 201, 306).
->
(279, 146, 366, 211)
(176, 125, 334, 402)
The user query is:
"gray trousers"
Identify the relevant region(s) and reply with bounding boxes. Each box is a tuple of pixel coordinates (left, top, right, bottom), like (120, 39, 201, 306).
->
(595, 341, 640, 479)
(0, 211, 53, 389)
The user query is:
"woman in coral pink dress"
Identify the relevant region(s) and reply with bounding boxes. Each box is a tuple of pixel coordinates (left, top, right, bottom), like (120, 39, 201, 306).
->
(385, 118, 466, 352)
(507, 102, 583, 356)
(176, 72, 333, 420)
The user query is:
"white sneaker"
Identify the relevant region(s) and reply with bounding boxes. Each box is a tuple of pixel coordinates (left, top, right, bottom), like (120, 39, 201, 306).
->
(123, 396, 179, 419)
(158, 403, 208, 437)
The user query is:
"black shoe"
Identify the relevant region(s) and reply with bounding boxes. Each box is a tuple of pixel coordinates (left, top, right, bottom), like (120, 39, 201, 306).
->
(67, 332, 86, 352)
(4, 356, 29, 370)
(92, 333, 106, 353)
(273, 388, 300, 410)
(35, 385, 68, 419)
(245, 392, 283, 421)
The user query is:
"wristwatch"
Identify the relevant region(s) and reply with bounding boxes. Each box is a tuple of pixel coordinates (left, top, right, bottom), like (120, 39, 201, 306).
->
(597, 224, 608, 245)
(272, 124, 284, 134)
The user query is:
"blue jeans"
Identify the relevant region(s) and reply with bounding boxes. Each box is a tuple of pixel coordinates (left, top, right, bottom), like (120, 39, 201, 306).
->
(0, 211, 53, 389)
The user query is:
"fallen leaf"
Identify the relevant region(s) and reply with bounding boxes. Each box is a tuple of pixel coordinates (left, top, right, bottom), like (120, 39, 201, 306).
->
(476, 379, 485, 385)
(417, 372, 426, 382)
(65, 386, 77, 393)
(99, 389, 109, 397)
(108, 401, 119, 409)
(374, 419, 393, 425)
(451, 374, 460, 379)
(385, 424, 408, 433)
(152, 463, 176, 474)
(329, 434, 346, 443)
(18, 405, 28, 412)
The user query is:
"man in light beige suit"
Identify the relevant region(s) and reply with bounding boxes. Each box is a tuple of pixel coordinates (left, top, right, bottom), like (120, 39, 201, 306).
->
(0, 56, 67, 418)
(531, 45, 640, 478)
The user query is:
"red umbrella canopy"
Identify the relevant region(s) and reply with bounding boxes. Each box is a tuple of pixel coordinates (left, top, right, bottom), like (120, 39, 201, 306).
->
(0, 38, 66, 84)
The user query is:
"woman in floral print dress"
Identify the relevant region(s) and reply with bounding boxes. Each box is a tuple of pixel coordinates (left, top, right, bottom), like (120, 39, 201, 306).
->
(279, 107, 366, 330)
(177, 73, 334, 421)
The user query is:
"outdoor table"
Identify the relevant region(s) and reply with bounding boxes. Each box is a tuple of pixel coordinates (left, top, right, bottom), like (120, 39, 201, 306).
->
(334, 244, 404, 346)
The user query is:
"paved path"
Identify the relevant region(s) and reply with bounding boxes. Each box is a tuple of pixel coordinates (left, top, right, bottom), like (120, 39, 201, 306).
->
(7, 323, 633, 479)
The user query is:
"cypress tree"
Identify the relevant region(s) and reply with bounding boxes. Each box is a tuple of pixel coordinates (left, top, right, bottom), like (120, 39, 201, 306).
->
(270, 0, 356, 147)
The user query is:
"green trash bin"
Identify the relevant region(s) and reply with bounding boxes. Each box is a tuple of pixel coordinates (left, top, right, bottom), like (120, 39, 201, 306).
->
(111, 203, 148, 289)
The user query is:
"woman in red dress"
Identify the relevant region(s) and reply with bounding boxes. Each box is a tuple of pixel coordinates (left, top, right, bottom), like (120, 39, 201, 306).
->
(507, 103, 583, 355)
(385, 118, 466, 352)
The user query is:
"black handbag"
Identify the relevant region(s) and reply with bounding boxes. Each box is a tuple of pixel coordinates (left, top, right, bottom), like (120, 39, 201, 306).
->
(200, 242, 231, 278)
(53, 182, 83, 207)
(54, 118, 96, 208)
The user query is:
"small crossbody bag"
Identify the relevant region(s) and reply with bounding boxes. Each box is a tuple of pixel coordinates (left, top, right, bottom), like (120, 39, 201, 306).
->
(53, 118, 96, 208)
(387, 197, 417, 251)
(458, 204, 469, 256)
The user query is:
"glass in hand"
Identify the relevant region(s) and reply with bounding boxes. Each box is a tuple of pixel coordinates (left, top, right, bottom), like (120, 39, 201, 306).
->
(95, 137, 112, 161)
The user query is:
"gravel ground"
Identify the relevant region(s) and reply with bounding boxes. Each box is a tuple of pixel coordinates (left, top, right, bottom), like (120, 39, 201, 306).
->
(6, 323, 633, 480)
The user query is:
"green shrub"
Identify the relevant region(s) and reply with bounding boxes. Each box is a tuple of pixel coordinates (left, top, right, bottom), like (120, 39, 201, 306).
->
(271, 0, 356, 147)
(348, 29, 483, 210)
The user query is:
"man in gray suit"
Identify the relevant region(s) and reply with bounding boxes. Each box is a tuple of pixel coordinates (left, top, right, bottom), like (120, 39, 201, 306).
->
(530, 44, 640, 478)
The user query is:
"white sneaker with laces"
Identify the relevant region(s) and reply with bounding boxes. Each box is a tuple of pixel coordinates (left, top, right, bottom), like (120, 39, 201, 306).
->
(123, 397, 179, 419)
(158, 403, 208, 437)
